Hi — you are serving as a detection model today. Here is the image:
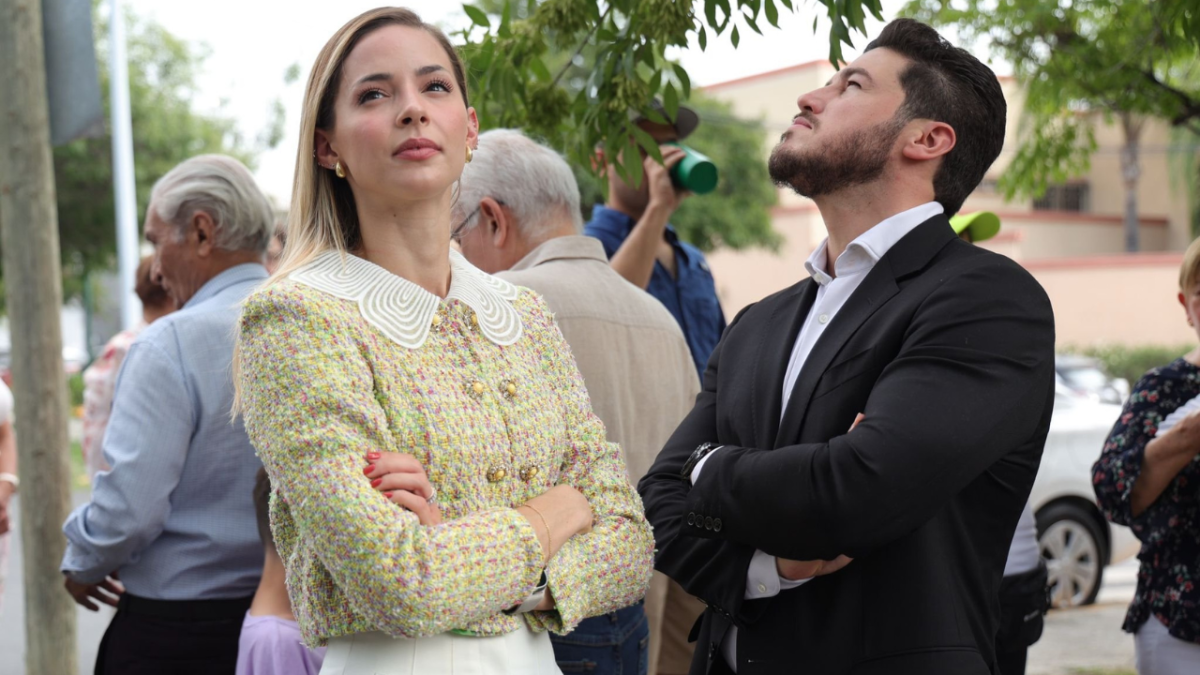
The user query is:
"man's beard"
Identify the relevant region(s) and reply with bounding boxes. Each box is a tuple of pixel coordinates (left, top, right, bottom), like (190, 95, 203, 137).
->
(768, 115, 906, 198)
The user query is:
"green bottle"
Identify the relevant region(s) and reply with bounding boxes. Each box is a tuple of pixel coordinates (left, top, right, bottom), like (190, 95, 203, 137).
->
(664, 142, 718, 195)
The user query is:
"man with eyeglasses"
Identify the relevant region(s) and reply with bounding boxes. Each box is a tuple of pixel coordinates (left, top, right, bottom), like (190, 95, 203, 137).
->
(453, 129, 704, 675)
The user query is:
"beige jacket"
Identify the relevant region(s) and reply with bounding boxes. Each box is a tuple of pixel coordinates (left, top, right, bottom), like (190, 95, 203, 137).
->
(500, 236, 705, 675)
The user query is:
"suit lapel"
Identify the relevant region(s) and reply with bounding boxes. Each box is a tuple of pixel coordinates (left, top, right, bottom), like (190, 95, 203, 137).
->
(754, 280, 817, 450)
(775, 215, 958, 445)
(776, 264, 899, 444)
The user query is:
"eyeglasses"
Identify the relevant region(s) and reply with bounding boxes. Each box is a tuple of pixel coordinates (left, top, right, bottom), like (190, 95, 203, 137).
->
(451, 199, 505, 243)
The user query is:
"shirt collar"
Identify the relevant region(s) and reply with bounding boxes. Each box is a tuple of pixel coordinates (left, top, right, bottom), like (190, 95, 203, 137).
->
(509, 235, 608, 272)
(184, 263, 269, 309)
(289, 249, 523, 349)
(804, 202, 943, 286)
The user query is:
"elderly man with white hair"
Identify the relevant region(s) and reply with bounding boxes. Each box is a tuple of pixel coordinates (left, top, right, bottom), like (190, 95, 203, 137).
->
(61, 154, 273, 675)
(454, 129, 703, 675)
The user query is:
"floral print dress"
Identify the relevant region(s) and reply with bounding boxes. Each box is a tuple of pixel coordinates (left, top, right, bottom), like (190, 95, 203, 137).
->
(1093, 358, 1200, 643)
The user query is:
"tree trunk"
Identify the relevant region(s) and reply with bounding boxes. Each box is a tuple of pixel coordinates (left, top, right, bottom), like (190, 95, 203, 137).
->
(1120, 112, 1145, 253)
(0, 0, 80, 673)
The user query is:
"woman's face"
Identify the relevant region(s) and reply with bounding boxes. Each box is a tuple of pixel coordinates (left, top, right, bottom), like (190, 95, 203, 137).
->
(1180, 280, 1200, 342)
(316, 25, 477, 206)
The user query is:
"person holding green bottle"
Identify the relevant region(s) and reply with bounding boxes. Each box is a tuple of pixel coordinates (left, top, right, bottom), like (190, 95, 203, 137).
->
(585, 100, 726, 379)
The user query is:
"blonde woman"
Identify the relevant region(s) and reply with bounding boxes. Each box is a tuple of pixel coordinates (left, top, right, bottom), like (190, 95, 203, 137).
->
(235, 8, 654, 674)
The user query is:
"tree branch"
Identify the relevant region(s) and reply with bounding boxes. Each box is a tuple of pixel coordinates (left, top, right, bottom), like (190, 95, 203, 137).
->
(550, 5, 613, 88)
(1142, 69, 1200, 126)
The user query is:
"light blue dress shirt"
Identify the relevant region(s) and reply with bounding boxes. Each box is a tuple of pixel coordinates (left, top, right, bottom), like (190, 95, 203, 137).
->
(62, 263, 268, 600)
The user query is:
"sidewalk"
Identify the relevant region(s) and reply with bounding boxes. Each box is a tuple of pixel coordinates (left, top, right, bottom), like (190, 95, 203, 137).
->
(1, 490, 113, 675)
(1027, 559, 1139, 675)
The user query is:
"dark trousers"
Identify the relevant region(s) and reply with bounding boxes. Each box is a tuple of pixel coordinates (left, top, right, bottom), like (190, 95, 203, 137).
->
(995, 562, 1049, 675)
(550, 599, 649, 675)
(95, 593, 252, 675)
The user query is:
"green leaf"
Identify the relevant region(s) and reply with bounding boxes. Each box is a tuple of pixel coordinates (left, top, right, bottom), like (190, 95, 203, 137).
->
(642, 107, 670, 125)
(530, 57, 551, 82)
(619, 129, 644, 187)
(717, 0, 733, 30)
(663, 82, 680, 121)
(498, 0, 512, 37)
(731, 24, 741, 47)
(648, 69, 664, 95)
(698, 25, 708, 50)
(632, 124, 664, 164)
(745, 12, 763, 35)
(672, 63, 692, 99)
(845, 0, 865, 33)
(764, 0, 779, 28)
(637, 45, 656, 69)
(463, 4, 491, 27)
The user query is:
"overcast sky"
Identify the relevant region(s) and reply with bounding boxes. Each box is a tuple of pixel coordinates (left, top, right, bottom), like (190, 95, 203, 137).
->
(120, 0, 988, 204)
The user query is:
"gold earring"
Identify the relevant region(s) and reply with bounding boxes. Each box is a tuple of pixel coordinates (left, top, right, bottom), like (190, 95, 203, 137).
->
(334, 161, 346, 179)
(465, 146, 473, 163)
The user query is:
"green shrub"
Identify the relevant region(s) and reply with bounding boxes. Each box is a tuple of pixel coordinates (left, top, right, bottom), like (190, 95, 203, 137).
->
(67, 372, 85, 408)
(1060, 344, 1193, 385)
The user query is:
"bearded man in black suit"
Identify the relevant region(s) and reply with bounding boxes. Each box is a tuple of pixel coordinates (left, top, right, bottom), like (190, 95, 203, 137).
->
(638, 18, 1055, 675)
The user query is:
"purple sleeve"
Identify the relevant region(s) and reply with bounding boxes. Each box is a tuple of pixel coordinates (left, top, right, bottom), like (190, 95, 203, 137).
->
(236, 617, 326, 675)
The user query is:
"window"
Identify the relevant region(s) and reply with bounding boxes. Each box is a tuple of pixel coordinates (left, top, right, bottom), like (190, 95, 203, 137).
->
(1034, 183, 1090, 212)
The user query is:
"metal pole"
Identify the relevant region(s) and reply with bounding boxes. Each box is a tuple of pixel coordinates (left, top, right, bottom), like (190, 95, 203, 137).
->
(0, 0, 80, 671)
(110, 0, 141, 330)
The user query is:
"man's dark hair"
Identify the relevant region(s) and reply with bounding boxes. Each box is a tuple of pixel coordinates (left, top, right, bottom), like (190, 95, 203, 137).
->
(866, 19, 1006, 216)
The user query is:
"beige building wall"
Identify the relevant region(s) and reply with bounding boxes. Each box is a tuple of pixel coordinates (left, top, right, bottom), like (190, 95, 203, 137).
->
(699, 61, 1198, 347)
(1025, 254, 1194, 347)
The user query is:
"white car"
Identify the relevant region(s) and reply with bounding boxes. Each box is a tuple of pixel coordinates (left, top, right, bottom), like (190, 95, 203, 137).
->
(1030, 379, 1140, 608)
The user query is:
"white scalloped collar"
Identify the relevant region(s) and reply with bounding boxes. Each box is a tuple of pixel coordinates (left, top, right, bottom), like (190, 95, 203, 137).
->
(289, 249, 523, 349)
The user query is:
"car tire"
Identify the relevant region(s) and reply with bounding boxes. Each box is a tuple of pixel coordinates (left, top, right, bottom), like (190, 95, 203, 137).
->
(1036, 503, 1105, 608)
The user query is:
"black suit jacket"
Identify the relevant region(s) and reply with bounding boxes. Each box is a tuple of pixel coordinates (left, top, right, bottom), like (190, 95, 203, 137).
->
(637, 216, 1056, 675)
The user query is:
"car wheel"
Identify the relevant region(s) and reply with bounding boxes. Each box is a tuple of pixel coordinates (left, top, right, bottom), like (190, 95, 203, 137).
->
(1037, 503, 1104, 608)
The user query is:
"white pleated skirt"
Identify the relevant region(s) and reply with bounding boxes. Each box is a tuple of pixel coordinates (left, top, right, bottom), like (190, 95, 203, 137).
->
(318, 626, 563, 675)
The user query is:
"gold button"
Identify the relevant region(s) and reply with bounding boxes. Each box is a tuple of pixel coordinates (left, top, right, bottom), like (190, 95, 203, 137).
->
(431, 313, 443, 327)
(487, 466, 507, 482)
(519, 465, 541, 482)
(471, 381, 485, 396)
(505, 381, 517, 397)
(469, 313, 479, 328)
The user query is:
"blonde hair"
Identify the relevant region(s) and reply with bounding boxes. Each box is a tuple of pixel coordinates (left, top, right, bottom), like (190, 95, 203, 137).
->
(233, 7, 470, 415)
(1182, 237, 1200, 291)
(270, 6, 470, 283)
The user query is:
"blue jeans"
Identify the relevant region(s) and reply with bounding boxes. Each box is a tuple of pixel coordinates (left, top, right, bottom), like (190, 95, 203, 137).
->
(550, 600, 649, 675)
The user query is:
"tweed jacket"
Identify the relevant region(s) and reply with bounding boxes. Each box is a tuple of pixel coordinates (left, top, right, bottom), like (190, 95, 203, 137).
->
(237, 250, 655, 647)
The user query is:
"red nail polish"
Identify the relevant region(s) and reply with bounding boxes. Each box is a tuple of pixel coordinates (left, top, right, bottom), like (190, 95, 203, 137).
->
(383, 492, 393, 498)
(366, 452, 381, 460)
(370, 478, 382, 488)
(363, 465, 375, 476)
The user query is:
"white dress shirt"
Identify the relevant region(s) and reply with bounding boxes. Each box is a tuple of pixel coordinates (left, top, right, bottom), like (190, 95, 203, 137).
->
(691, 201, 944, 671)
